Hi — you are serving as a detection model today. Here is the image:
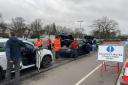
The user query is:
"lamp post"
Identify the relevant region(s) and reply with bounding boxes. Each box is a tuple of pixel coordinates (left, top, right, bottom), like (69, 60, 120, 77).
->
(77, 20, 84, 38)
(77, 20, 84, 29)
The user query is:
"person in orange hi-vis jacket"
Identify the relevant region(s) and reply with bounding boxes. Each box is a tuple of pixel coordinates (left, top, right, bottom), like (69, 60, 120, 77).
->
(35, 37, 43, 48)
(53, 35, 61, 59)
(69, 40, 79, 58)
(46, 38, 52, 50)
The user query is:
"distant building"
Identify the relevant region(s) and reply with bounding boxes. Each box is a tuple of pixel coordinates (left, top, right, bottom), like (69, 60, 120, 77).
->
(0, 28, 11, 38)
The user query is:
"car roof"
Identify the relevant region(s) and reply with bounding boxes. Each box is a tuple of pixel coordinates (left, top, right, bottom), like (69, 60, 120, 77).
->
(59, 34, 74, 40)
(0, 38, 33, 45)
(22, 40, 34, 46)
(0, 38, 8, 43)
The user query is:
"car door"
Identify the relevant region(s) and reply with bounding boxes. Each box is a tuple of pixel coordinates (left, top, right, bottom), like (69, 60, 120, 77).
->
(36, 49, 42, 71)
(24, 43, 35, 55)
(82, 41, 91, 54)
(21, 42, 36, 66)
(78, 40, 85, 55)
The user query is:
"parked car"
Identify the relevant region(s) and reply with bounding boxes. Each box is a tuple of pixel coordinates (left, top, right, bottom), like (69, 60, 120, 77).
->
(84, 35, 100, 51)
(77, 40, 91, 55)
(0, 38, 53, 79)
(60, 40, 91, 58)
(58, 34, 74, 47)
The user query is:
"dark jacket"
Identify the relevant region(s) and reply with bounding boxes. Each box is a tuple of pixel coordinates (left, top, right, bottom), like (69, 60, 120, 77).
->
(5, 37, 25, 61)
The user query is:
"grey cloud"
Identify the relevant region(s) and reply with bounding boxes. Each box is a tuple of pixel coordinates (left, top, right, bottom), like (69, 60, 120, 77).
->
(0, 0, 128, 34)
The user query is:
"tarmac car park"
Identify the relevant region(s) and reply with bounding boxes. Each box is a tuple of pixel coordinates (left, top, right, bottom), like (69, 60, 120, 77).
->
(0, 38, 54, 79)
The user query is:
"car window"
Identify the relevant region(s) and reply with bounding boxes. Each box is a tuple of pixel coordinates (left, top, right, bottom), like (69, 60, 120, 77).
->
(0, 42, 5, 52)
(59, 35, 73, 40)
(25, 43, 34, 50)
(78, 40, 85, 46)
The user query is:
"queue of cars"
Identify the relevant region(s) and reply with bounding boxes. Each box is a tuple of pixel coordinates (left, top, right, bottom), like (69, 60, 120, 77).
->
(59, 34, 93, 58)
(0, 35, 100, 80)
(60, 39, 91, 58)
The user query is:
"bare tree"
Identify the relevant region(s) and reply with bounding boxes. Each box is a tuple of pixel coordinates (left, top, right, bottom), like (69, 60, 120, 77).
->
(56, 26, 73, 34)
(0, 14, 7, 34)
(51, 23, 57, 34)
(91, 16, 119, 39)
(74, 28, 84, 38)
(74, 28, 84, 34)
(31, 19, 42, 32)
(10, 17, 26, 37)
(91, 30, 99, 38)
(0, 13, 2, 23)
(44, 25, 50, 34)
(43, 23, 57, 35)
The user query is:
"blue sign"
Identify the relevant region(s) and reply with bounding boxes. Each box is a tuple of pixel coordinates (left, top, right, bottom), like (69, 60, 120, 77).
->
(106, 46, 114, 53)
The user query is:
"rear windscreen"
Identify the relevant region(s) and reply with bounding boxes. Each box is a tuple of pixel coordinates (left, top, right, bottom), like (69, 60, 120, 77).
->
(0, 43, 5, 52)
(59, 35, 74, 40)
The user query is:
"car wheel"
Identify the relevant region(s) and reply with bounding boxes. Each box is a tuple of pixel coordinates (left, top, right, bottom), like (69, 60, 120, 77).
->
(41, 55, 52, 68)
(85, 50, 90, 54)
(0, 69, 3, 80)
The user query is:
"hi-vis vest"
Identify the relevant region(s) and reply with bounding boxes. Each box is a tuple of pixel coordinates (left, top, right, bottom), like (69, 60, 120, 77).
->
(35, 39, 43, 47)
(70, 41, 79, 49)
(46, 39, 52, 46)
(54, 38, 61, 52)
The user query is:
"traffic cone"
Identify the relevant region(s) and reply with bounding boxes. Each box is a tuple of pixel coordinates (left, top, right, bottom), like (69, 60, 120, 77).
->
(122, 62, 128, 84)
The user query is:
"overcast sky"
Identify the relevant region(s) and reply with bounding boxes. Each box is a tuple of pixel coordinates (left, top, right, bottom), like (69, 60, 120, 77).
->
(0, 0, 128, 34)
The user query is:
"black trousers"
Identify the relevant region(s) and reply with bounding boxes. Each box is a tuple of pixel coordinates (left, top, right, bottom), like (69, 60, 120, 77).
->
(55, 52, 61, 59)
(5, 59, 20, 85)
(71, 49, 78, 58)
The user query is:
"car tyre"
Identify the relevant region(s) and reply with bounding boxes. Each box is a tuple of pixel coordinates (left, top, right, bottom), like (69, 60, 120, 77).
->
(41, 55, 52, 68)
(0, 69, 3, 80)
(86, 51, 90, 54)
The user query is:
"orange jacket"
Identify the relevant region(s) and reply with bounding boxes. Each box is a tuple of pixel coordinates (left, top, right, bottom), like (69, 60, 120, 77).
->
(46, 38, 52, 46)
(70, 41, 79, 49)
(35, 39, 43, 47)
(53, 38, 61, 52)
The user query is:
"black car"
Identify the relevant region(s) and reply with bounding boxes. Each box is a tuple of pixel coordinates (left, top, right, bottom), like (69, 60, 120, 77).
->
(77, 40, 91, 55)
(58, 34, 74, 47)
(60, 40, 91, 58)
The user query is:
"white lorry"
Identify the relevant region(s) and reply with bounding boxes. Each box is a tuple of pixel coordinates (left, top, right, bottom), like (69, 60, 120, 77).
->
(0, 38, 54, 79)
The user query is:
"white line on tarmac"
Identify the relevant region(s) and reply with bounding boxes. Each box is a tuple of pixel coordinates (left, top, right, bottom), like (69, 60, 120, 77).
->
(75, 64, 102, 85)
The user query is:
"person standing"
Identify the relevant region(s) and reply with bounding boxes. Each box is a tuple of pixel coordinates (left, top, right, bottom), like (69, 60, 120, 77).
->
(92, 40, 97, 51)
(35, 37, 43, 48)
(69, 40, 79, 58)
(5, 32, 25, 85)
(46, 38, 52, 50)
(53, 35, 61, 59)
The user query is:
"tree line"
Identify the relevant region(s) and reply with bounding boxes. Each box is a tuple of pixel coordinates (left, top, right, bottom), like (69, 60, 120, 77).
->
(0, 13, 123, 39)
(91, 16, 121, 39)
(0, 13, 85, 38)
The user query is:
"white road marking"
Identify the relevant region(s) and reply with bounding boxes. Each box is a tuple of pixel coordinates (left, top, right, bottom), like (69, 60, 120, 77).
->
(75, 64, 102, 85)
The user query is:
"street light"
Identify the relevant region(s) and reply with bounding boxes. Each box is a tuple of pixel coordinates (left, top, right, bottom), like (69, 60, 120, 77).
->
(77, 20, 84, 29)
(76, 20, 84, 38)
